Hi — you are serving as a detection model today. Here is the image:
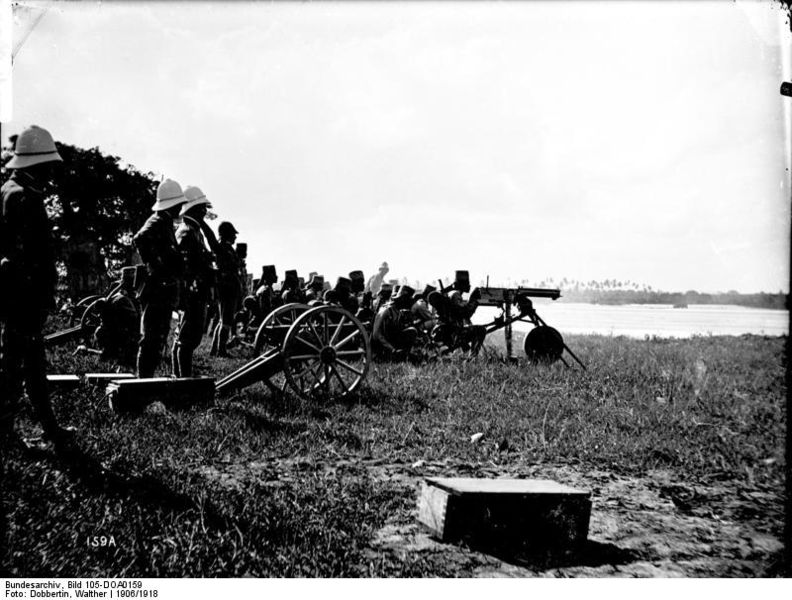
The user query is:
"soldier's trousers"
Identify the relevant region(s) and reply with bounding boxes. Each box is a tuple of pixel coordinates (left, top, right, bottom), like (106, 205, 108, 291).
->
(211, 291, 240, 356)
(0, 317, 59, 435)
(172, 293, 208, 378)
(136, 299, 175, 378)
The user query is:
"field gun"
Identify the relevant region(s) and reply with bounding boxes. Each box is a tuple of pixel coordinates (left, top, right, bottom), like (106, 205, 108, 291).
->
(217, 304, 371, 400)
(46, 266, 142, 348)
(461, 284, 585, 369)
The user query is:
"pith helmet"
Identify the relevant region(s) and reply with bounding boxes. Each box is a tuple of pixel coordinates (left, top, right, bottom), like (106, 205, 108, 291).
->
(152, 179, 187, 212)
(180, 186, 211, 215)
(6, 125, 63, 169)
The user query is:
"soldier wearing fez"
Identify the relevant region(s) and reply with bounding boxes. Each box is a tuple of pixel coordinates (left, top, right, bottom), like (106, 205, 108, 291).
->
(0, 125, 74, 445)
(372, 285, 419, 361)
(255, 265, 279, 316)
(132, 179, 187, 378)
(172, 186, 215, 376)
(281, 270, 304, 304)
(210, 221, 244, 357)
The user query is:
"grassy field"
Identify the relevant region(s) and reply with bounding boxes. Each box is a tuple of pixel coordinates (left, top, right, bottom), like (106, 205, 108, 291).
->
(1, 332, 787, 577)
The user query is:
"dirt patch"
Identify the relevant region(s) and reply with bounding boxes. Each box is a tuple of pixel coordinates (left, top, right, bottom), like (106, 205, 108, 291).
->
(191, 458, 784, 577)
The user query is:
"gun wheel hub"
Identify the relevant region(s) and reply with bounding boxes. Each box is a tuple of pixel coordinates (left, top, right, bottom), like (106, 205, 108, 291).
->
(320, 346, 337, 364)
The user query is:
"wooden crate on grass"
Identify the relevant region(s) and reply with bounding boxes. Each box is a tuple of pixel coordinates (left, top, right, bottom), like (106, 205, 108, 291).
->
(417, 477, 591, 550)
(107, 377, 215, 413)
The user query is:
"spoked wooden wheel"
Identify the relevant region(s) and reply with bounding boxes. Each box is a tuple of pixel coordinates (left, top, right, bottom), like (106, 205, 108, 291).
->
(69, 294, 102, 326)
(524, 325, 564, 364)
(281, 305, 370, 401)
(79, 298, 105, 342)
(253, 303, 309, 355)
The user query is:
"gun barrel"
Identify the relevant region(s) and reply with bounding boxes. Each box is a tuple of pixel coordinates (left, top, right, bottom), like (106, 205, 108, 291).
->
(516, 287, 561, 300)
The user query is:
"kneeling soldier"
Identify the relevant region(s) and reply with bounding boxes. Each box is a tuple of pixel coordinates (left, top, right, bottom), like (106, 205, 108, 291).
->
(372, 285, 418, 361)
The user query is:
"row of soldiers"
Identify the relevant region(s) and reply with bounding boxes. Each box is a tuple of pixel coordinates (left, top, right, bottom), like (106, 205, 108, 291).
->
(233, 264, 486, 361)
(0, 125, 488, 447)
(132, 178, 247, 378)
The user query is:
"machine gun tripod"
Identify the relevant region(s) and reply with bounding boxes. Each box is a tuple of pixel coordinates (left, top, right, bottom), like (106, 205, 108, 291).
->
(468, 286, 585, 369)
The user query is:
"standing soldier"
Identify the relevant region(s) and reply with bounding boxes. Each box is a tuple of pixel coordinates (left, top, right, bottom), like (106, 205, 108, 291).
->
(132, 179, 187, 378)
(0, 125, 74, 445)
(365, 261, 389, 295)
(210, 221, 243, 357)
(172, 186, 215, 376)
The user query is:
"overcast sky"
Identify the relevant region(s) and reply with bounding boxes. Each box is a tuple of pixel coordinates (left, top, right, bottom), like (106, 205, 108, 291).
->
(4, 0, 790, 293)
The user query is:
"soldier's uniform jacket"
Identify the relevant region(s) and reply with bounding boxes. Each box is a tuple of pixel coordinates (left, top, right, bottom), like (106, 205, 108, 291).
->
(215, 240, 243, 298)
(446, 290, 478, 325)
(372, 302, 410, 353)
(175, 216, 215, 297)
(132, 212, 184, 305)
(0, 172, 57, 318)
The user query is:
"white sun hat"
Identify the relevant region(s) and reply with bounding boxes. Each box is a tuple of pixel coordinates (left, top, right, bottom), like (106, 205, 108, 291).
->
(151, 179, 187, 211)
(6, 125, 63, 169)
(180, 185, 212, 215)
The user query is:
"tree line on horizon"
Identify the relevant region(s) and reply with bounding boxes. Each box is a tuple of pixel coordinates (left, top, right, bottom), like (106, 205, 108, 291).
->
(2, 138, 786, 311)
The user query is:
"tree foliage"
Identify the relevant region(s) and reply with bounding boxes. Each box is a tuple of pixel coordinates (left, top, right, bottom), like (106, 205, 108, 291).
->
(2, 138, 159, 295)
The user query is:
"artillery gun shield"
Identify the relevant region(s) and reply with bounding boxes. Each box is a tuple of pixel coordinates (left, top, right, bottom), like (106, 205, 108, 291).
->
(523, 325, 564, 364)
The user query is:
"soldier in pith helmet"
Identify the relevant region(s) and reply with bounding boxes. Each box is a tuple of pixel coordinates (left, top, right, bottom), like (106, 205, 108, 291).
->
(132, 178, 188, 378)
(365, 261, 389, 295)
(0, 125, 75, 446)
(172, 186, 215, 376)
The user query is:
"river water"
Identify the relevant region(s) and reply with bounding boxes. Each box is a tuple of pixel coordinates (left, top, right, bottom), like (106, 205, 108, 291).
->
(471, 302, 788, 338)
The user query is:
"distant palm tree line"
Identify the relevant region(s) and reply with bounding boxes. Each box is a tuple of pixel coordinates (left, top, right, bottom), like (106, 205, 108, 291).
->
(393, 277, 787, 310)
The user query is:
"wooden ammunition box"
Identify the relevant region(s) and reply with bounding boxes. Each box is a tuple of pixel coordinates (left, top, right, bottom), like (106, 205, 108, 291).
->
(107, 377, 215, 413)
(417, 478, 591, 550)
